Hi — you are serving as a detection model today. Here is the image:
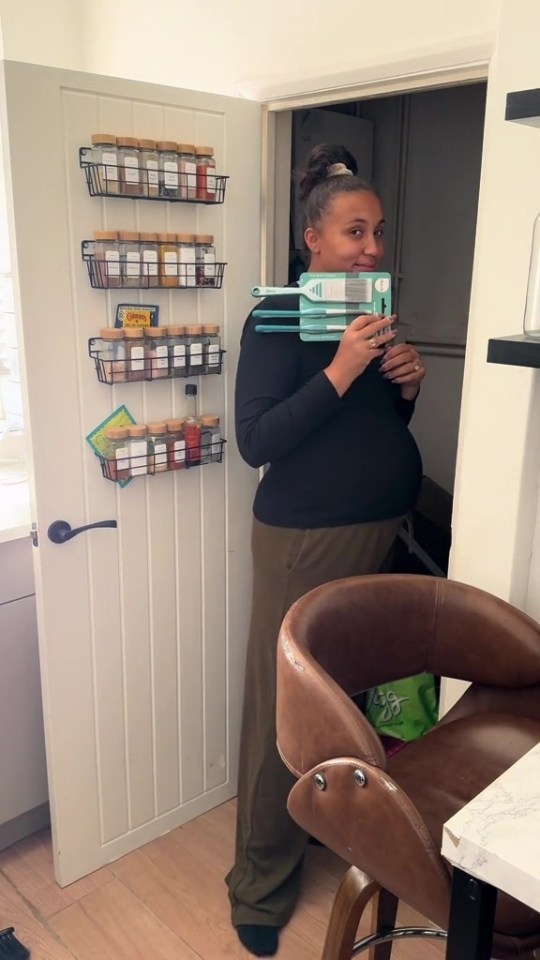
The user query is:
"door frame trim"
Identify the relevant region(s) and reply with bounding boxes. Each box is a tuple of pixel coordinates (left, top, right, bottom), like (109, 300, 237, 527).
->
(260, 46, 491, 284)
(243, 35, 492, 108)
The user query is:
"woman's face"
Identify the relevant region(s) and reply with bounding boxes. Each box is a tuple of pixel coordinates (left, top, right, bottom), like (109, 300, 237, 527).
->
(305, 190, 385, 273)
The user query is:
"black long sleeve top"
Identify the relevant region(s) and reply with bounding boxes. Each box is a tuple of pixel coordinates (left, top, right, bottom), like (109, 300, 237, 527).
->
(235, 293, 423, 529)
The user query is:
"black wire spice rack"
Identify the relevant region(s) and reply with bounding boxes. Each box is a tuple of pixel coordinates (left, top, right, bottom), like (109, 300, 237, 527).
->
(88, 337, 225, 383)
(79, 148, 229, 204)
(99, 439, 226, 483)
(81, 241, 226, 290)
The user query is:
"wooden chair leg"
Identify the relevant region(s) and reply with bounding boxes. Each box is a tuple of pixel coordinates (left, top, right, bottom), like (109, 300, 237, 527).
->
(367, 888, 399, 960)
(321, 866, 379, 960)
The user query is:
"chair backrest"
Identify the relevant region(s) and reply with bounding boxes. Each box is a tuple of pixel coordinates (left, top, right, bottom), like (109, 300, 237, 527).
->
(277, 574, 540, 778)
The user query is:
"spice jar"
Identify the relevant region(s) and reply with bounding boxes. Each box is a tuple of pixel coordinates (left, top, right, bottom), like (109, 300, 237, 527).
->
(177, 143, 197, 200)
(104, 427, 130, 482)
(185, 325, 205, 375)
(159, 232, 179, 287)
(166, 419, 186, 471)
(200, 415, 221, 464)
(144, 327, 169, 379)
(140, 231, 159, 288)
(202, 324, 221, 374)
(127, 425, 150, 476)
(99, 328, 126, 383)
(195, 147, 216, 201)
(158, 141, 179, 198)
(138, 138, 159, 198)
(177, 233, 196, 288)
(117, 136, 140, 196)
(167, 325, 187, 377)
(93, 231, 120, 288)
(184, 383, 200, 465)
(118, 230, 141, 287)
(195, 235, 216, 287)
(91, 134, 119, 195)
(147, 422, 168, 474)
(124, 327, 146, 381)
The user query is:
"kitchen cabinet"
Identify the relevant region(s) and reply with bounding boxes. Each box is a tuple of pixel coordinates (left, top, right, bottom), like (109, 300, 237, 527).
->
(0, 537, 49, 850)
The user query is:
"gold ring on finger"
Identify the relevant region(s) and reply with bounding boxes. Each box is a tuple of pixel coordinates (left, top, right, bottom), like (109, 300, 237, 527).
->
(369, 338, 378, 349)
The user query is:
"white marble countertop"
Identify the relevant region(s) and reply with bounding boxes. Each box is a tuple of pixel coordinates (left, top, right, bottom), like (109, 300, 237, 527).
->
(442, 743, 540, 912)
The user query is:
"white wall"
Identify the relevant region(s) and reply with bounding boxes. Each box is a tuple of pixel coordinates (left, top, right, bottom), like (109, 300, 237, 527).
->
(449, 0, 540, 611)
(80, 1, 498, 96)
(0, 0, 83, 71)
(1, 1, 498, 96)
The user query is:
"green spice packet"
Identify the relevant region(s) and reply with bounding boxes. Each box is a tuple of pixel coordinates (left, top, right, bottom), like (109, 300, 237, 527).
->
(85, 404, 136, 488)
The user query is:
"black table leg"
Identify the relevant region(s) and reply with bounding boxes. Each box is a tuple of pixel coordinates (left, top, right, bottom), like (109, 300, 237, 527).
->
(446, 868, 497, 960)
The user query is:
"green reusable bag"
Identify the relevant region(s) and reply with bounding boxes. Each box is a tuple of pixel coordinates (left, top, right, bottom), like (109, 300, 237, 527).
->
(365, 673, 438, 742)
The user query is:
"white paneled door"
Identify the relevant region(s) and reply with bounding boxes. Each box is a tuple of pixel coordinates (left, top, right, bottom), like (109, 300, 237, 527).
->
(0, 61, 260, 885)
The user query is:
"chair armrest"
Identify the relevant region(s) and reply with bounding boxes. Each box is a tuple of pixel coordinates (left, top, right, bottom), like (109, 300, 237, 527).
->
(288, 756, 451, 931)
(277, 633, 386, 777)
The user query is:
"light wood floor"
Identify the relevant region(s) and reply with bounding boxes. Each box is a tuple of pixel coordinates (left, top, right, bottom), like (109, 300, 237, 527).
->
(0, 799, 445, 959)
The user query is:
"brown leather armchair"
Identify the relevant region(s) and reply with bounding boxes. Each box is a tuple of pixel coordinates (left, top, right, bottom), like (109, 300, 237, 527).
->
(276, 574, 540, 959)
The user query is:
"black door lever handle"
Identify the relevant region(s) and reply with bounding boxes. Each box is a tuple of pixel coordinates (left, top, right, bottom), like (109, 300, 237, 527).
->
(47, 519, 117, 544)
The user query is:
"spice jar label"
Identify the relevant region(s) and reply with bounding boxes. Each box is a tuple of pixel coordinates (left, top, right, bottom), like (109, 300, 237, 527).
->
(190, 343, 203, 366)
(184, 161, 196, 189)
(130, 440, 148, 476)
(105, 250, 120, 277)
(179, 249, 196, 285)
(102, 152, 118, 181)
(129, 346, 145, 371)
(115, 446, 130, 471)
(124, 156, 139, 183)
(164, 161, 179, 188)
(154, 442, 168, 468)
(146, 161, 159, 185)
(208, 344, 220, 366)
(155, 345, 168, 369)
(164, 252, 178, 277)
(173, 440, 186, 463)
(173, 345, 186, 368)
(142, 252, 158, 276)
(204, 253, 216, 277)
(126, 252, 141, 277)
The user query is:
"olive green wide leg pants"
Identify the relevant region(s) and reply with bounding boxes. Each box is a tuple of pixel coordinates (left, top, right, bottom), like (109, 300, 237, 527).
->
(226, 515, 402, 928)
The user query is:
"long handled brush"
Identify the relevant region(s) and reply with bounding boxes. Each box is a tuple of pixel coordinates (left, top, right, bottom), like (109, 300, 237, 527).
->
(252, 273, 388, 304)
(252, 272, 392, 341)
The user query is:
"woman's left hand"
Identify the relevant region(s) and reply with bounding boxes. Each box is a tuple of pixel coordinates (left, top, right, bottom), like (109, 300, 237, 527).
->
(379, 343, 425, 400)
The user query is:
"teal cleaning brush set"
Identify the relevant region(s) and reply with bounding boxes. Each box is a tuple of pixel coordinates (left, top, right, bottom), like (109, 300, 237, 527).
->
(252, 272, 392, 341)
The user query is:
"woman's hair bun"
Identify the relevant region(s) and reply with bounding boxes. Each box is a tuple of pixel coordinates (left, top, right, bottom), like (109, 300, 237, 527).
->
(298, 144, 358, 201)
(296, 143, 375, 229)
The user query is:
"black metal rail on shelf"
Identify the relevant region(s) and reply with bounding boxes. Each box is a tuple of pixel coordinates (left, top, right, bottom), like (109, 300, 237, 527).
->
(88, 337, 225, 383)
(81, 241, 226, 290)
(99, 439, 226, 483)
(79, 147, 229, 204)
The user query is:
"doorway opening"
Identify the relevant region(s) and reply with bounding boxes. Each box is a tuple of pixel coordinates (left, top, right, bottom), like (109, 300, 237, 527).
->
(283, 81, 487, 576)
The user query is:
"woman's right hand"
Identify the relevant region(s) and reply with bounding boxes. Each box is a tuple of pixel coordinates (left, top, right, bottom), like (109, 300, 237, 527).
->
(324, 314, 397, 397)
